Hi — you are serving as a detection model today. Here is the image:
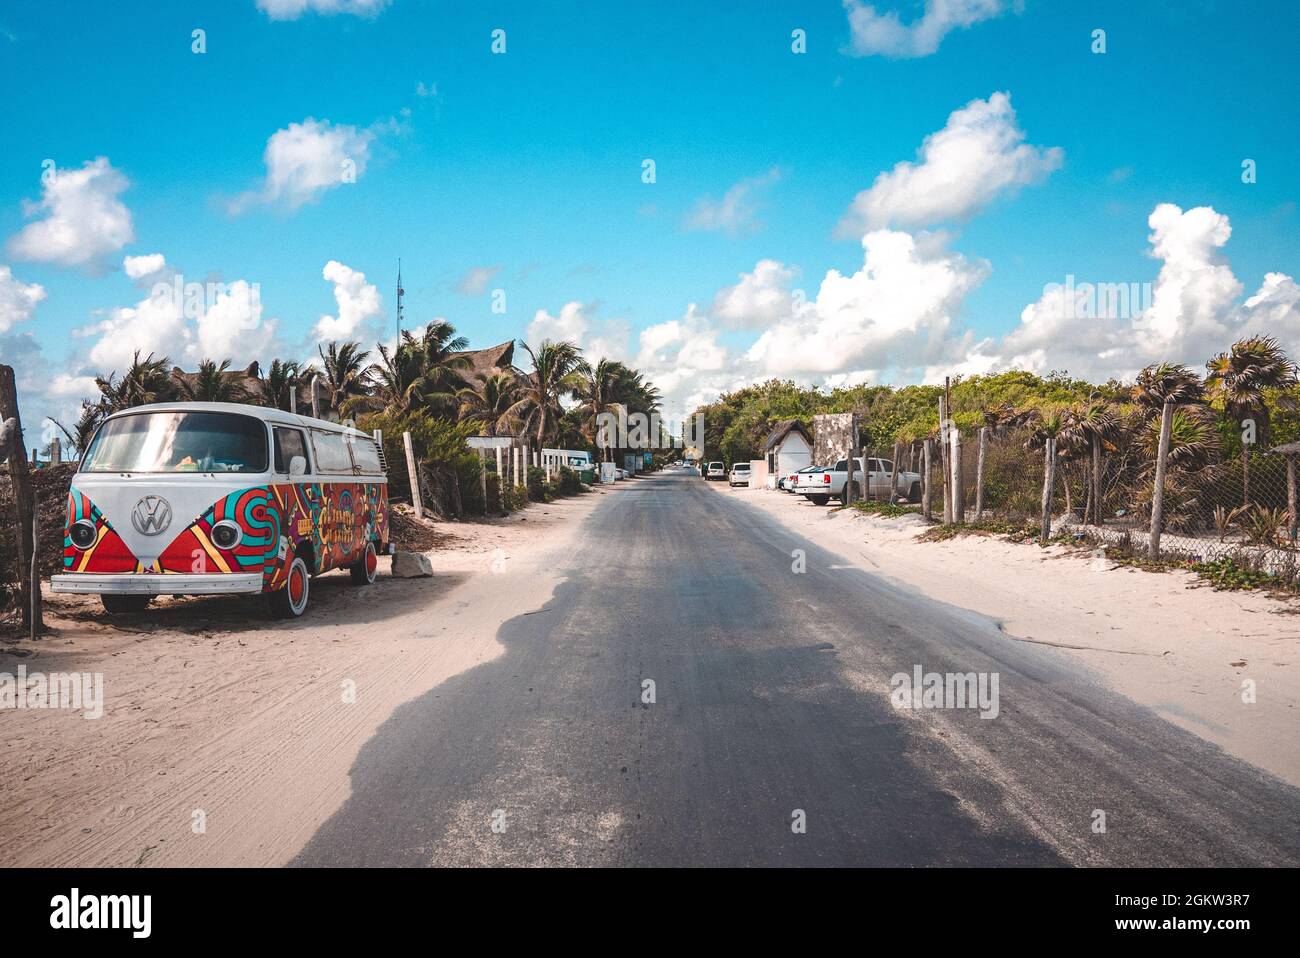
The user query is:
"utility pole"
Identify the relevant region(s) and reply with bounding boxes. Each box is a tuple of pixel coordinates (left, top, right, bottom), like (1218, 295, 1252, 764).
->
(396, 259, 405, 343)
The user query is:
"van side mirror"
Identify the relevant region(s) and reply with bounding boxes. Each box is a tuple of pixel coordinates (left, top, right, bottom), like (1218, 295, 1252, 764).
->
(289, 455, 307, 477)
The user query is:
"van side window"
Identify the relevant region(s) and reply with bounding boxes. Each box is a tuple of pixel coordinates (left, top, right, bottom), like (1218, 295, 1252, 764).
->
(311, 429, 352, 474)
(273, 427, 310, 474)
(348, 436, 383, 475)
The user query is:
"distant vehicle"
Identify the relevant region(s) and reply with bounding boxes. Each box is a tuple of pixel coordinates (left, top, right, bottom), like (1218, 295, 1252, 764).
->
(617, 468, 630, 479)
(780, 465, 821, 492)
(51, 402, 388, 619)
(705, 461, 725, 481)
(728, 462, 752, 487)
(795, 457, 922, 506)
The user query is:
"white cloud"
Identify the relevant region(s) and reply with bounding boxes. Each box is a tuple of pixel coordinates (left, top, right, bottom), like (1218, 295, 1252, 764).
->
(416, 80, 438, 98)
(837, 92, 1061, 235)
(972, 203, 1300, 381)
(193, 280, 275, 362)
(230, 118, 375, 213)
(843, 0, 1009, 58)
(314, 260, 382, 341)
(256, 0, 389, 20)
(746, 228, 989, 376)
(80, 266, 278, 373)
(0, 265, 46, 333)
(456, 265, 500, 296)
(6, 158, 134, 270)
(123, 252, 166, 281)
(526, 301, 594, 346)
(82, 287, 189, 373)
(711, 259, 798, 329)
(684, 168, 781, 236)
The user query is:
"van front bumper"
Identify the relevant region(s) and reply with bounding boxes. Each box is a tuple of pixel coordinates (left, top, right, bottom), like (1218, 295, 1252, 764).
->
(51, 573, 265, 596)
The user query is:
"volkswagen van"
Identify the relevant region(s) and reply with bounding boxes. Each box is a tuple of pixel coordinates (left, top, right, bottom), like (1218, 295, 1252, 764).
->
(50, 402, 390, 618)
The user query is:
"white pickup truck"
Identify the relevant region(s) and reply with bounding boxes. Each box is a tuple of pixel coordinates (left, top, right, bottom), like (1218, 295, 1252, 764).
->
(795, 456, 922, 506)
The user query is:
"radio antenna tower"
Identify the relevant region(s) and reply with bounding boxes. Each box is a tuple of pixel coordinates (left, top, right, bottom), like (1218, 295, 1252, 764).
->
(395, 259, 405, 342)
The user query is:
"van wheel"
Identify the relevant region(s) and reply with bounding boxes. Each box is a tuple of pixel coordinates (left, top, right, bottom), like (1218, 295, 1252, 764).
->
(101, 594, 150, 614)
(350, 542, 378, 585)
(269, 556, 311, 618)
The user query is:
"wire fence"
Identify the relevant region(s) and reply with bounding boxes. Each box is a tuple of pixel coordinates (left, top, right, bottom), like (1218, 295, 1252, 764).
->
(916, 418, 1299, 579)
(840, 407, 1298, 586)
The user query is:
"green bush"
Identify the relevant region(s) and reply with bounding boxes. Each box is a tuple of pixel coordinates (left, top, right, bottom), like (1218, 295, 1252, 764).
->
(557, 466, 584, 496)
(526, 465, 547, 501)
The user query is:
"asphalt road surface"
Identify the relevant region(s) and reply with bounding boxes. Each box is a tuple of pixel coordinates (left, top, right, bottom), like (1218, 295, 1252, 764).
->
(294, 469, 1300, 866)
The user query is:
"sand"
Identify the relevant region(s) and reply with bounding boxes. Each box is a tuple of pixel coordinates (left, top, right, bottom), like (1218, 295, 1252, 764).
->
(0, 486, 615, 867)
(722, 482, 1300, 789)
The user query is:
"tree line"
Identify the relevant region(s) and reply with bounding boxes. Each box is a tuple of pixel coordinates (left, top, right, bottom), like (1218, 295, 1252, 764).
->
(49, 320, 664, 467)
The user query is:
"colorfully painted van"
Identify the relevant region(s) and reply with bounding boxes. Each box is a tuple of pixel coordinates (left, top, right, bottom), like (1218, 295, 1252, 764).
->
(50, 402, 389, 618)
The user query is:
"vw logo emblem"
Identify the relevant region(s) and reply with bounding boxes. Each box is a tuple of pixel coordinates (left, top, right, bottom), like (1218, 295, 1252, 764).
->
(131, 495, 173, 536)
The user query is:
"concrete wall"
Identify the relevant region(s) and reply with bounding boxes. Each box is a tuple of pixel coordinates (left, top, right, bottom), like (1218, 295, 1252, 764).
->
(812, 412, 859, 467)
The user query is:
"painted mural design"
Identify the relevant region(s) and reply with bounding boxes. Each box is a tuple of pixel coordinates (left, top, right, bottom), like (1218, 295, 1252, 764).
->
(63, 490, 137, 574)
(62, 482, 388, 591)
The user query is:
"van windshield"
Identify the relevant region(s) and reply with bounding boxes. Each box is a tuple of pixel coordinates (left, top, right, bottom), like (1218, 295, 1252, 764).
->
(81, 411, 269, 474)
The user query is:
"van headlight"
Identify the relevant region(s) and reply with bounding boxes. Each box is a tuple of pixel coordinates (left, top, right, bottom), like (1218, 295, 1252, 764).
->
(211, 520, 241, 550)
(69, 519, 97, 550)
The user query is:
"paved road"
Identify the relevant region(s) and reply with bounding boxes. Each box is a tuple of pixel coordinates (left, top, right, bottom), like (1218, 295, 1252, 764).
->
(294, 470, 1300, 866)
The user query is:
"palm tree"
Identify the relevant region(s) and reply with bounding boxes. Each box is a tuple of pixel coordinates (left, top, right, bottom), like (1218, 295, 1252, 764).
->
(1025, 409, 1080, 517)
(1206, 336, 1299, 504)
(1061, 395, 1118, 525)
(259, 359, 301, 411)
(1132, 362, 1206, 412)
(457, 371, 519, 436)
(572, 358, 629, 461)
(407, 320, 472, 410)
(346, 338, 427, 416)
(505, 339, 589, 454)
(182, 359, 248, 403)
(95, 351, 178, 411)
(315, 341, 371, 414)
(49, 401, 105, 459)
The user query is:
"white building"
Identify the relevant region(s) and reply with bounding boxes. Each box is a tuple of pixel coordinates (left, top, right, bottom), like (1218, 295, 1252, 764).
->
(762, 420, 812, 489)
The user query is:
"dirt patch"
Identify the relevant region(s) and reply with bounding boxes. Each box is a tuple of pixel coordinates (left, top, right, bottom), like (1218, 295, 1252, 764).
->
(0, 486, 613, 866)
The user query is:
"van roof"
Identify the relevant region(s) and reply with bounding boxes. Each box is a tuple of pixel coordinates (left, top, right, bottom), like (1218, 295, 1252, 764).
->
(102, 402, 372, 438)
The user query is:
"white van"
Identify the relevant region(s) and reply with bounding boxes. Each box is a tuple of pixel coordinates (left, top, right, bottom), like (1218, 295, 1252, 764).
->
(51, 402, 390, 618)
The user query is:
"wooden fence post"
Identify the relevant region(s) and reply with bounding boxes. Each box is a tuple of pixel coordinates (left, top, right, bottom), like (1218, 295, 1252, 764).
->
(1092, 435, 1103, 526)
(845, 445, 856, 506)
(402, 430, 424, 520)
(310, 375, 321, 419)
(1288, 454, 1297, 544)
(951, 427, 964, 524)
(0, 365, 41, 633)
(890, 440, 901, 503)
(939, 397, 952, 523)
(1039, 437, 1056, 544)
(921, 438, 932, 520)
(479, 448, 488, 516)
(1149, 399, 1174, 560)
(975, 426, 988, 522)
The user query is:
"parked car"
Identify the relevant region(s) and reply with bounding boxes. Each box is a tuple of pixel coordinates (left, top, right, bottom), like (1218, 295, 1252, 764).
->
(51, 402, 389, 619)
(728, 462, 752, 487)
(780, 465, 820, 492)
(795, 457, 922, 506)
(705, 461, 726, 481)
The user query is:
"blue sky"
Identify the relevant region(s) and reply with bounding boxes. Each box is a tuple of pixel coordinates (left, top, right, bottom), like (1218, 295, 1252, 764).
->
(1, 0, 1298, 436)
